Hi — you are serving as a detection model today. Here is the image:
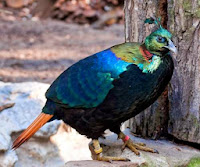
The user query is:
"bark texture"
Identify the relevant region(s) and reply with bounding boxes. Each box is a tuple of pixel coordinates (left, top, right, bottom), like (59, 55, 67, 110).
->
(124, 0, 170, 139)
(168, 0, 200, 143)
(125, 0, 200, 143)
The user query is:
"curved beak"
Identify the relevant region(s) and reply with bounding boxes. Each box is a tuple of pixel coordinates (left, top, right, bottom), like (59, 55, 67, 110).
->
(164, 39, 178, 54)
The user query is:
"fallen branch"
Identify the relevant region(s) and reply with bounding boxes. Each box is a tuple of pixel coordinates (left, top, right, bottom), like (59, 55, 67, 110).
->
(0, 103, 15, 112)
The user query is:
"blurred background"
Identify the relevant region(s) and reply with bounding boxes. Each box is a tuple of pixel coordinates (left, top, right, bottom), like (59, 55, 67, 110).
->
(0, 0, 125, 83)
(0, 0, 125, 166)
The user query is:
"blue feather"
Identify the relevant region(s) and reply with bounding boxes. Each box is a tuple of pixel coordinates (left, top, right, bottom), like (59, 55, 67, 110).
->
(45, 49, 131, 108)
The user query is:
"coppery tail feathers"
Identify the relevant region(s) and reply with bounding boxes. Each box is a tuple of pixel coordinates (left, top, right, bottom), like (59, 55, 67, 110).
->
(12, 113, 53, 149)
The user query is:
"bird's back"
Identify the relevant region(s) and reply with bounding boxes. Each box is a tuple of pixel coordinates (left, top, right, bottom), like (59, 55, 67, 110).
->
(45, 47, 132, 109)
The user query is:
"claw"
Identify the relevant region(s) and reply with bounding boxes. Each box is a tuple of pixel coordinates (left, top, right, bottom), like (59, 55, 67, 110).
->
(89, 139, 130, 162)
(94, 153, 130, 162)
(136, 142, 146, 146)
(121, 140, 128, 151)
(118, 132, 159, 155)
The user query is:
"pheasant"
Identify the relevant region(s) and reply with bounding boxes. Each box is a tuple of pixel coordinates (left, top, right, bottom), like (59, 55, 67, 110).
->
(13, 18, 177, 161)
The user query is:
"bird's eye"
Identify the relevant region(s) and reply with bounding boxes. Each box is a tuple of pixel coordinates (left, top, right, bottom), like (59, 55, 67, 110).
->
(157, 36, 166, 43)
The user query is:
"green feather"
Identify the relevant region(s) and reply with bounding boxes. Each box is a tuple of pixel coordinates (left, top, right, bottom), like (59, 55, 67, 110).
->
(144, 17, 162, 28)
(144, 17, 156, 24)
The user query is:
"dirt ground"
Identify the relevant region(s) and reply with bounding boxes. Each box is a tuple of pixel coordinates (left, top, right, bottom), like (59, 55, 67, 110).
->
(0, 19, 124, 83)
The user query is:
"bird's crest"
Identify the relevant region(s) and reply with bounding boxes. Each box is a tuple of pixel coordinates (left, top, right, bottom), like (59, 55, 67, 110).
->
(144, 17, 172, 39)
(144, 17, 162, 28)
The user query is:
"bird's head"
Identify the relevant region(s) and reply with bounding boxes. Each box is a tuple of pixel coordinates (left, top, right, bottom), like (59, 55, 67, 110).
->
(144, 18, 177, 56)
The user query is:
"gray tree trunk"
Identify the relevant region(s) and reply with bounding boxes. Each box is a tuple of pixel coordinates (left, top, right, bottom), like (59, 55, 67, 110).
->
(168, 0, 200, 144)
(125, 0, 200, 143)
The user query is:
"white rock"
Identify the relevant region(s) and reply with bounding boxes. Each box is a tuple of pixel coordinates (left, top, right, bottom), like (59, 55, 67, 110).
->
(0, 151, 18, 167)
(0, 82, 62, 167)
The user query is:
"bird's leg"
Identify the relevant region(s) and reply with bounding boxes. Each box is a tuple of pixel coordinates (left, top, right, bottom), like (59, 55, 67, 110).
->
(118, 132, 159, 155)
(89, 139, 130, 162)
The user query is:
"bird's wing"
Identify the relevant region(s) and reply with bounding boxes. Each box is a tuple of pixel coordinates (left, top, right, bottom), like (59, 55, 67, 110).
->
(45, 48, 132, 108)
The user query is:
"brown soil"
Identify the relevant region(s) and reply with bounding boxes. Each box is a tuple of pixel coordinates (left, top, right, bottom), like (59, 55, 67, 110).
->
(0, 19, 124, 83)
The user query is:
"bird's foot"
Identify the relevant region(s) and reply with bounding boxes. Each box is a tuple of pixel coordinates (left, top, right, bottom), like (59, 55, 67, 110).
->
(92, 153, 130, 162)
(118, 132, 159, 156)
(89, 139, 130, 162)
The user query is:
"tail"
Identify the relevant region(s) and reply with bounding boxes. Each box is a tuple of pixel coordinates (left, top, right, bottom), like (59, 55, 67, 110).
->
(12, 113, 53, 149)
